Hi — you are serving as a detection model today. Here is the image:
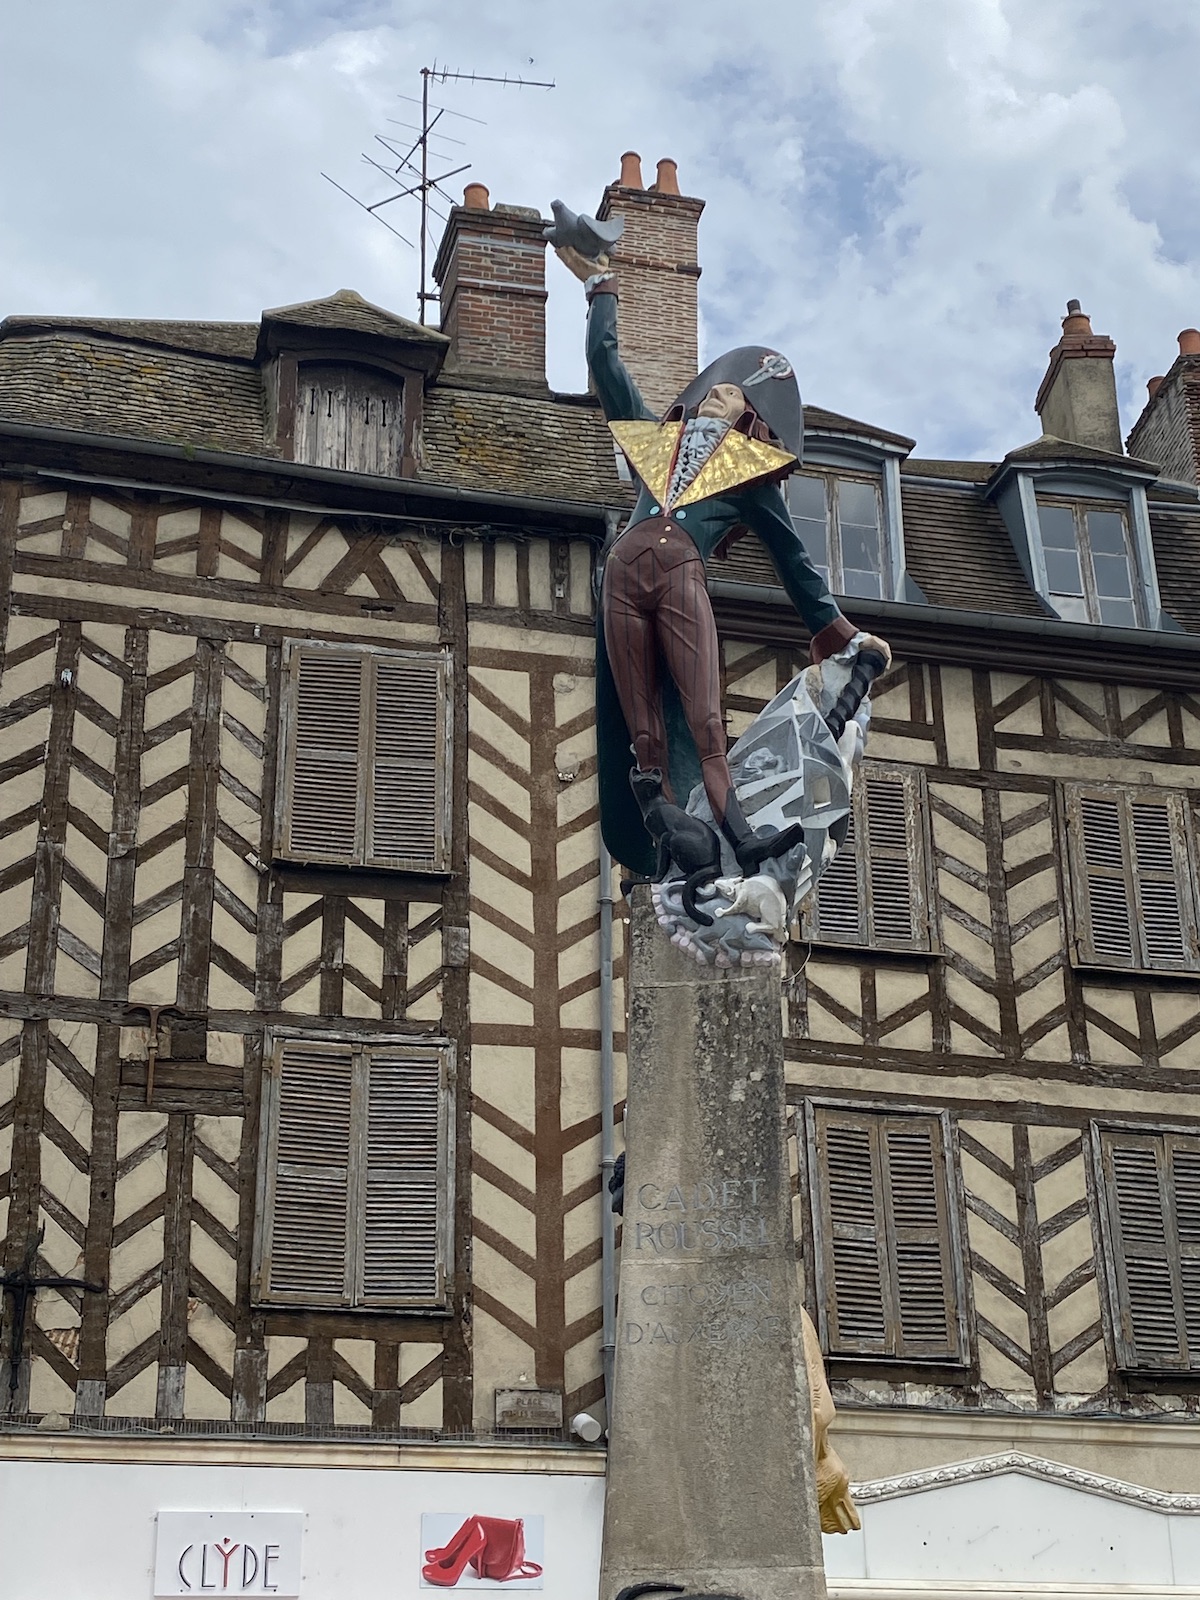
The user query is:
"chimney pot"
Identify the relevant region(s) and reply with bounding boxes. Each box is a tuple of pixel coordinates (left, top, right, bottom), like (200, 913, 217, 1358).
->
(463, 182, 490, 211)
(1066, 298, 1081, 314)
(1148, 375, 1165, 400)
(1179, 329, 1200, 357)
(1062, 301, 1093, 338)
(618, 152, 644, 189)
(651, 158, 681, 196)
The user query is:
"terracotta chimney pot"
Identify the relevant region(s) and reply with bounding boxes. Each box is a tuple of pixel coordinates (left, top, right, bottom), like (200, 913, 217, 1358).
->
(1062, 299, 1093, 338)
(1148, 376, 1165, 400)
(618, 152, 644, 189)
(463, 182, 490, 211)
(652, 158, 681, 196)
(1179, 328, 1200, 356)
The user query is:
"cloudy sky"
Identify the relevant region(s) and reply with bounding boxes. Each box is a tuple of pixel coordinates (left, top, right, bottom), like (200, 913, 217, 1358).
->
(3, 0, 1200, 459)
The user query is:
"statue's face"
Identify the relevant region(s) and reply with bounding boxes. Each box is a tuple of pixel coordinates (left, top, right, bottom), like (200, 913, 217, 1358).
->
(696, 382, 746, 422)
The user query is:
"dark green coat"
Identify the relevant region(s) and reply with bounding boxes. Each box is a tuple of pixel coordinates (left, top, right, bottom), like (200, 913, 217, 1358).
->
(589, 291, 849, 875)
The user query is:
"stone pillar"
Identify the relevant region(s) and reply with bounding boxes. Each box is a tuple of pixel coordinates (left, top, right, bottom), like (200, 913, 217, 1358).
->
(600, 891, 826, 1600)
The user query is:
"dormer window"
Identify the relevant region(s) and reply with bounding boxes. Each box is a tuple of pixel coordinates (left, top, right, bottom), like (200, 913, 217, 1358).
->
(787, 469, 888, 599)
(296, 364, 404, 475)
(1036, 499, 1140, 627)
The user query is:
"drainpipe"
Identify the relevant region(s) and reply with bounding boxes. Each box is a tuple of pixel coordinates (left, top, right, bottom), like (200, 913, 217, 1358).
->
(598, 841, 617, 1419)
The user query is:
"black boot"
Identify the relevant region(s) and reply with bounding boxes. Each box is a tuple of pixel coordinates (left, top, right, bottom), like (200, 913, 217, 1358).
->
(719, 787, 805, 878)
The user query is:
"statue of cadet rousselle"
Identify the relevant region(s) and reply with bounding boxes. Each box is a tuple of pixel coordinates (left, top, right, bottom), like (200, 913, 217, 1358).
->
(546, 206, 891, 905)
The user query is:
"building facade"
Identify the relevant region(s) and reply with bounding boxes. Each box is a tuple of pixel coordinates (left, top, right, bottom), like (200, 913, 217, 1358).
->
(4, 155, 1200, 1597)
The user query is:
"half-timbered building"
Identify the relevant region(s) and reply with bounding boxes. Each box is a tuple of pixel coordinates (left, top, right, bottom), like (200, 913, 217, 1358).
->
(5, 153, 1200, 1597)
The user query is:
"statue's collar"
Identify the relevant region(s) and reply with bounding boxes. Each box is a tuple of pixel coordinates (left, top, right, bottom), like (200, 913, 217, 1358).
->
(610, 418, 796, 511)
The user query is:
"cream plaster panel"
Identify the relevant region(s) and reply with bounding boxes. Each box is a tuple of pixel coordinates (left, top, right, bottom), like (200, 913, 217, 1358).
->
(1055, 1340, 1109, 1393)
(154, 507, 203, 571)
(556, 779, 600, 844)
(569, 541, 594, 616)
(29, 1360, 76, 1417)
(563, 1191, 601, 1267)
(861, 731, 934, 765)
(0, 637, 55, 716)
(345, 571, 377, 597)
(526, 540, 553, 612)
(113, 1143, 168, 1228)
(333, 1382, 371, 1425)
(282, 514, 323, 583)
(265, 1383, 306, 1424)
(185, 1364, 232, 1421)
(472, 1175, 537, 1259)
(1154, 992, 1200, 1067)
(470, 917, 534, 989)
(557, 875, 600, 937)
(213, 835, 260, 915)
(45, 1058, 92, 1148)
(226, 639, 268, 684)
(408, 909, 442, 978)
(472, 1115, 535, 1194)
(196, 1114, 241, 1166)
(468, 694, 531, 771)
(342, 916, 384, 1020)
(993, 695, 1043, 738)
(104, 1363, 159, 1417)
(465, 929, 533, 1014)
(1084, 988, 1142, 1067)
(473, 1237, 536, 1324)
(871, 664, 915, 721)
(974, 1275, 1033, 1354)
(938, 887, 995, 956)
(116, 1110, 167, 1160)
(471, 862, 532, 933)
(958, 1120, 1015, 1166)
(219, 728, 265, 813)
(18, 490, 68, 524)
(938, 671, 981, 767)
(999, 746, 1193, 786)
(804, 987, 863, 1045)
(1119, 687, 1172, 746)
(205, 1032, 243, 1067)
(931, 814, 989, 876)
(36, 1191, 86, 1278)
(558, 1046, 600, 1132)
(405, 980, 442, 1022)
(464, 542, 484, 604)
(726, 656, 777, 703)
(564, 1256, 601, 1331)
(192, 1160, 240, 1240)
(1035, 1159, 1089, 1228)
(1046, 1274, 1103, 1356)
(334, 1337, 375, 1388)
(403, 1376, 444, 1429)
(559, 928, 600, 991)
(284, 975, 321, 1013)
(468, 623, 593, 662)
(209, 909, 257, 1007)
(106, 1284, 163, 1363)
(559, 985, 604, 1028)
(469, 750, 531, 824)
(947, 969, 1001, 1031)
(562, 1126, 602, 1203)
(1026, 1123, 1077, 1163)
(267, 1335, 305, 1377)
(471, 1308, 537, 1430)
(87, 498, 132, 538)
(880, 1013, 935, 1051)
(14, 574, 440, 646)
(383, 536, 441, 599)
(1008, 906, 1064, 975)
(470, 1045, 536, 1132)
(492, 543, 519, 608)
(215, 513, 262, 581)
(471, 664, 531, 722)
(1015, 972, 1067, 1035)
(65, 814, 112, 891)
(1024, 1022, 1072, 1062)
(564, 1337, 602, 1406)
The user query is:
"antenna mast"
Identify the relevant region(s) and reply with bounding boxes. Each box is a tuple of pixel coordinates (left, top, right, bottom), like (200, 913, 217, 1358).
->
(322, 60, 554, 325)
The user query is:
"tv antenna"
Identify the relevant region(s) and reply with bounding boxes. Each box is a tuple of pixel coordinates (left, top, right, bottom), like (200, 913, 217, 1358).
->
(322, 62, 554, 324)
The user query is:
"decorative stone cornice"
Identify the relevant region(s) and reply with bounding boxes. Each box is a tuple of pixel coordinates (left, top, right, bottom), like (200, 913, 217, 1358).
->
(851, 1449, 1200, 1512)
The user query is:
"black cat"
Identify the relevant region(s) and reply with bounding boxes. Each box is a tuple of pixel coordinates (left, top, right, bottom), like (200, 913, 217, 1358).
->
(628, 769, 723, 927)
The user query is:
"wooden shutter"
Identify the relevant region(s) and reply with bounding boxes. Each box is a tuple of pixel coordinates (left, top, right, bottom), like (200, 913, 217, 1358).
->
(262, 1043, 355, 1303)
(361, 1048, 446, 1303)
(1066, 786, 1197, 971)
(285, 651, 365, 862)
(809, 764, 930, 950)
(812, 1105, 962, 1361)
(368, 654, 448, 870)
(282, 644, 450, 870)
(297, 367, 403, 476)
(1098, 1128, 1200, 1370)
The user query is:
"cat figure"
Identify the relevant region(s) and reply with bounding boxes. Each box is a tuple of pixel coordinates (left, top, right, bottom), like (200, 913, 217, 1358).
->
(628, 768, 723, 927)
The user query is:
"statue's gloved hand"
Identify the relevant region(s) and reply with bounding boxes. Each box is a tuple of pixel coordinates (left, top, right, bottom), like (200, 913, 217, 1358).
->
(859, 633, 892, 671)
(554, 243, 609, 282)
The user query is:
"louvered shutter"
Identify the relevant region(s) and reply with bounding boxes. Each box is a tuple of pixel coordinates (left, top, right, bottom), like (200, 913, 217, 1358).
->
(1100, 1129, 1200, 1369)
(263, 1044, 354, 1303)
(813, 1105, 961, 1361)
(285, 651, 365, 862)
(809, 764, 929, 951)
(368, 655, 447, 870)
(820, 1116, 888, 1351)
(361, 1048, 446, 1303)
(1067, 787, 1197, 971)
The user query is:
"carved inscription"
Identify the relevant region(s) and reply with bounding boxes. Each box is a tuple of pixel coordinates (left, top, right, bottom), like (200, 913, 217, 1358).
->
(632, 1176, 768, 1255)
(623, 1279, 787, 1349)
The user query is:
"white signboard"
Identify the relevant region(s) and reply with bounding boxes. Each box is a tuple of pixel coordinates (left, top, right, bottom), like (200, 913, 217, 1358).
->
(154, 1512, 304, 1597)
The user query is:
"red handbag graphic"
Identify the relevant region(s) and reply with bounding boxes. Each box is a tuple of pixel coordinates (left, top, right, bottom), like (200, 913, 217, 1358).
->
(423, 1515, 543, 1586)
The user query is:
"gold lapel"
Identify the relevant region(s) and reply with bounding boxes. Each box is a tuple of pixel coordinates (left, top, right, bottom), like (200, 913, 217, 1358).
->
(609, 420, 795, 510)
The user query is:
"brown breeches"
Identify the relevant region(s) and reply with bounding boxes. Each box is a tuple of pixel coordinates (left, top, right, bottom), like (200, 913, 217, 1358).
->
(601, 518, 733, 817)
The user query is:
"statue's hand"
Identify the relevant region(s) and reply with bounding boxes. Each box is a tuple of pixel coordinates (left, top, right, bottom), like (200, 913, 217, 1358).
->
(555, 243, 609, 282)
(859, 633, 892, 671)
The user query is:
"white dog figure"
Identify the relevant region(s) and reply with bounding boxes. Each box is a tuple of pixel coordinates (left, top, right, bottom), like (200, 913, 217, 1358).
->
(713, 874, 790, 942)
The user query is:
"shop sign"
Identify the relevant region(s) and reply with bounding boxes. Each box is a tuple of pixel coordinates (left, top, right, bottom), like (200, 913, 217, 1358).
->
(154, 1511, 304, 1597)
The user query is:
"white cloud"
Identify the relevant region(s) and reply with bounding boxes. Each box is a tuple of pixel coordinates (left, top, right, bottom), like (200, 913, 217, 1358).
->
(3, 0, 1200, 458)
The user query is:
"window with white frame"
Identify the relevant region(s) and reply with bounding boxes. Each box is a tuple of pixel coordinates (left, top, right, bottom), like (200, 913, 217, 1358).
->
(253, 1035, 454, 1309)
(787, 470, 889, 599)
(1035, 499, 1141, 627)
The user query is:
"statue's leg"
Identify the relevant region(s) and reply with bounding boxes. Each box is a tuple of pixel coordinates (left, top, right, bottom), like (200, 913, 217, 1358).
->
(601, 546, 670, 789)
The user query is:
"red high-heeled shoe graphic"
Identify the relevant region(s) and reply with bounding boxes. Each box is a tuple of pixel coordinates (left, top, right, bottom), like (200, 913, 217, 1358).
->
(421, 1514, 544, 1588)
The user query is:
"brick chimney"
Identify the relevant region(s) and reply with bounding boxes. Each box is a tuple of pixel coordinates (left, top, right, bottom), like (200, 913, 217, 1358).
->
(1126, 328, 1200, 483)
(431, 183, 548, 391)
(595, 152, 704, 413)
(1034, 299, 1121, 454)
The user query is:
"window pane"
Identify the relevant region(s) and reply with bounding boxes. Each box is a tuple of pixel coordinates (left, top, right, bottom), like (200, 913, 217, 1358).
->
(843, 568, 883, 599)
(788, 475, 827, 520)
(796, 517, 829, 571)
(1038, 505, 1077, 549)
(1087, 511, 1128, 556)
(841, 519, 883, 579)
(837, 479, 879, 530)
(1053, 593, 1089, 623)
(1092, 552, 1133, 601)
(1100, 596, 1138, 627)
(1044, 549, 1084, 595)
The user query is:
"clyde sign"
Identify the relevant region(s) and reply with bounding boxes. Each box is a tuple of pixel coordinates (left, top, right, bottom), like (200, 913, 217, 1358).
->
(154, 1512, 304, 1597)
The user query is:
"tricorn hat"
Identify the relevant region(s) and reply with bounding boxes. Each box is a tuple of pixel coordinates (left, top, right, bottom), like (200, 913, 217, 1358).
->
(669, 347, 803, 463)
